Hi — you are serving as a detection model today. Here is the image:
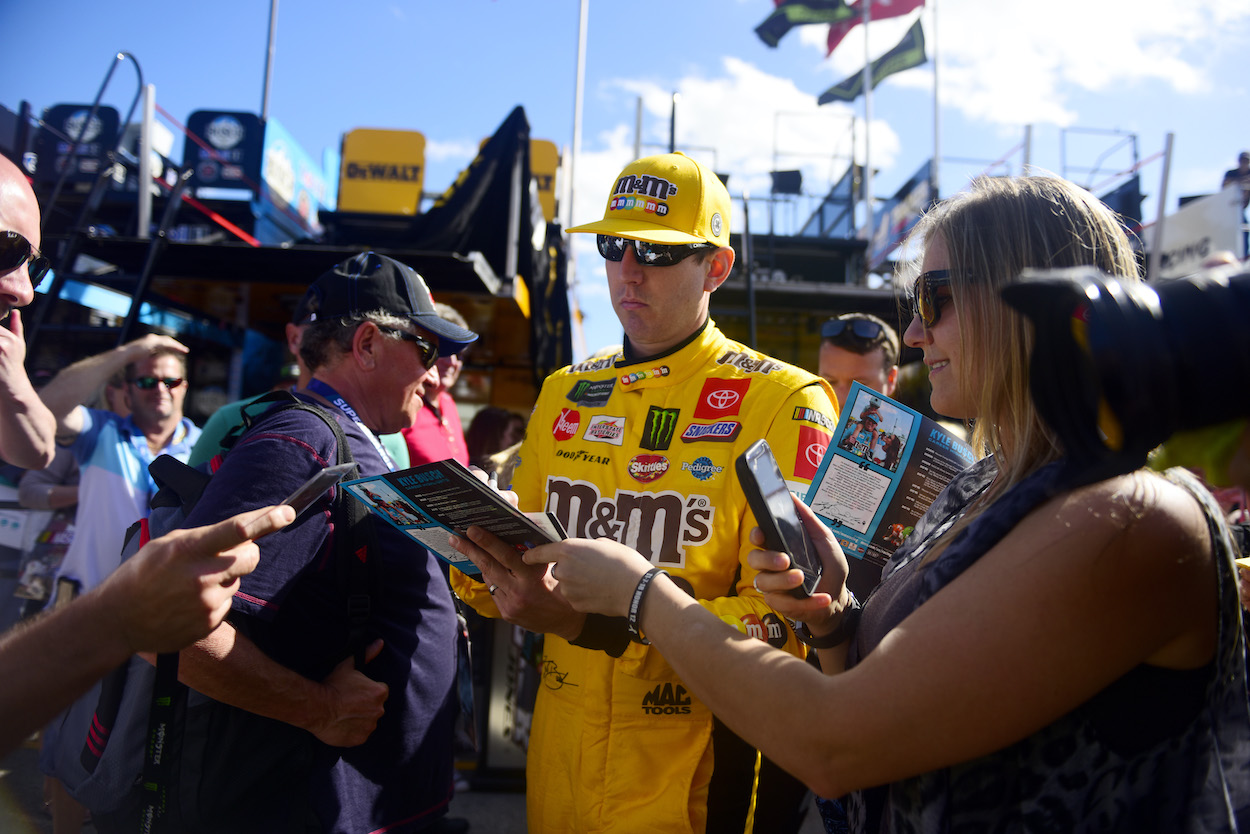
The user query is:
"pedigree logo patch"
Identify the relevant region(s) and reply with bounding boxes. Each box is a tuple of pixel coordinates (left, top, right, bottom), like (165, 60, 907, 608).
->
(693, 378, 751, 420)
(553, 408, 581, 442)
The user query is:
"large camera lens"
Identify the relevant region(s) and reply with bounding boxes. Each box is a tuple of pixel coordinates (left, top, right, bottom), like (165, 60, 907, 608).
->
(1001, 265, 1250, 483)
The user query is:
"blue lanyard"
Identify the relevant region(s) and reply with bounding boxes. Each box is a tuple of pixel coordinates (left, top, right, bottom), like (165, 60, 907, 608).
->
(303, 379, 396, 471)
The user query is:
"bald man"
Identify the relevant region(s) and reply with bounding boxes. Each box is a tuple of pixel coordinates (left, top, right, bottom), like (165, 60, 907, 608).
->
(0, 154, 56, 469)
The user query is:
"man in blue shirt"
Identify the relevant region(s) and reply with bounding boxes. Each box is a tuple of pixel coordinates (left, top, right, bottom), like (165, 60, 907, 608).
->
(40, 335, 201, 596)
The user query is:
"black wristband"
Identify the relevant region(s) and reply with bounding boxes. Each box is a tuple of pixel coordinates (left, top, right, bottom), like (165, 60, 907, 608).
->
(793, 592, 862, 648)
(627, 568, 668, 645)
(570, 613, 631, 658)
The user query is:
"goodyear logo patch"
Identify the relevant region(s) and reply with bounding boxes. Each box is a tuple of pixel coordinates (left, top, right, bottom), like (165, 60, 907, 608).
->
(567, 378, 616, 407)
(680, 421, 741, 443)
(555, 448, 611, 465)
(640, 406, 680, 451)
(621, 366, 669, 386)
(793, 406, 836, 433)
(681, 457, 723, 481)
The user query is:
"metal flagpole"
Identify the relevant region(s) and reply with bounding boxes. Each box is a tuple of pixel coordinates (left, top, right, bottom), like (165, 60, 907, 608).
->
(261, 0, 278, 120)
(567, 0, 589, 231)
(1147, 132, 1174, 281)
(861, 0, 874, 271)
(931, 0, 940, 199)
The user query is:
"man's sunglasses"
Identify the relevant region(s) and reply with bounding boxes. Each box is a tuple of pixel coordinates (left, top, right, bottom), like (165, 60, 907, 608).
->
(1, 231, 51, 287)
(131, 376, 185, 390)
(596, 235, 714, 267)
(821, 318, 884, 341)
(379, 327, 439, 369)
(910, 269, 953, 328)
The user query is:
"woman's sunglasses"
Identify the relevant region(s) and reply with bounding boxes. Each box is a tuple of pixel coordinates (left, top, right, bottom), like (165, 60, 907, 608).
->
(821, 318, 884, 341)
(1, 231, 51, 287)
(131, 376, 185, 390)
(379, 327, 439, 369)
(910, 269, 953, 328)
(596, 235, 714, 267)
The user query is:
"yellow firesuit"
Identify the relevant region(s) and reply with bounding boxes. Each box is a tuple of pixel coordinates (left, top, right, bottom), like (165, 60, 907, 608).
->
(454, 320, 838, 833)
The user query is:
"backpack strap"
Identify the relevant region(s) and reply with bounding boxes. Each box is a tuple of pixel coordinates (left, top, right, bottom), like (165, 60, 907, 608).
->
(241, 392, 381, 668)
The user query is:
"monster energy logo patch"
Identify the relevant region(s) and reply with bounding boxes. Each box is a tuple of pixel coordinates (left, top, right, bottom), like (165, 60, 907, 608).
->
(566, 378, 616, 407)
(640, 406, 680, 451)
(793, 406, 836, 433)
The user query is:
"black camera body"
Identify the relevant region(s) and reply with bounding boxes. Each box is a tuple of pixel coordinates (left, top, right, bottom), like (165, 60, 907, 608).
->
(1001, 264, 1250, 485)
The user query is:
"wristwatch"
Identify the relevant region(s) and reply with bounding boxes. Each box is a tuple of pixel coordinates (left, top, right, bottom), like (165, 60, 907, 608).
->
(793, 591, 861, 648)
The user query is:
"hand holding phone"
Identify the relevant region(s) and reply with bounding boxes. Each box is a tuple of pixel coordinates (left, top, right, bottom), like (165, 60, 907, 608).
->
(282, 463, 357, 518)
(736, 439, 822, 598)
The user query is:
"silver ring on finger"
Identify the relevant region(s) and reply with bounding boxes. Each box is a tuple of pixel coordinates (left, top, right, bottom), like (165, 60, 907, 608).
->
(752, 575, 763, 594)
(488, 584, 498, 596)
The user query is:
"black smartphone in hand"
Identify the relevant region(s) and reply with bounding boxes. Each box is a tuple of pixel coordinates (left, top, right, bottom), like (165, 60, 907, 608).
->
(282, 463, 357, 518)
(736, 439, 821, 598)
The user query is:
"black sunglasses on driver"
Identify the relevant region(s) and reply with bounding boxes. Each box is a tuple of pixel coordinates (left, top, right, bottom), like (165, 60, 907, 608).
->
(0, 230, 51, 287)
(596, 235, 714, 267)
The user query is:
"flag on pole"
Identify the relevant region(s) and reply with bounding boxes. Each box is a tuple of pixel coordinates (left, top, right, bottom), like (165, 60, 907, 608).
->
(825, 0, 925, 56)
(817, 19, 927, 104)
(755, 0, 856, 48)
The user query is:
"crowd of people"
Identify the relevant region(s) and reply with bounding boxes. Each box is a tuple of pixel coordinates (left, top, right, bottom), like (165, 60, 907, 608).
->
(0, 143, 1248, 834)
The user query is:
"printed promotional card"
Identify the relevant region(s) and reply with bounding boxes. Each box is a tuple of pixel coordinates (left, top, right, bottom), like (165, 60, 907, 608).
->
(344, 459, 565, 577)
(803, 381, 975, 566)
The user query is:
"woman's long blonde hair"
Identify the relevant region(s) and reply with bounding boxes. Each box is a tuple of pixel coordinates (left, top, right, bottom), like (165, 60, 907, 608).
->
(904, 175, 1140, 504)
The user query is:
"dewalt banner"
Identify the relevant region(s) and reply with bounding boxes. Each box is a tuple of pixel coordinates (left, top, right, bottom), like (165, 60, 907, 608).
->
(338, 128, 426, 215)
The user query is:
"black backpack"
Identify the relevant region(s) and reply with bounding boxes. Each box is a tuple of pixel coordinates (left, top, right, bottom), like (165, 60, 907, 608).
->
(43, 392, 379, 833)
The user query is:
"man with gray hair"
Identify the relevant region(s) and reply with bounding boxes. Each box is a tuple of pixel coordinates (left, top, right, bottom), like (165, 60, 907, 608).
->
(93, 252, 478, 834)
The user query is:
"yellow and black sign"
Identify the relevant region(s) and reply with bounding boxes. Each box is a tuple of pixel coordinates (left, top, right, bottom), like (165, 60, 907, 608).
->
(338, 128, 426, 215)
(530, 139, 560, 223)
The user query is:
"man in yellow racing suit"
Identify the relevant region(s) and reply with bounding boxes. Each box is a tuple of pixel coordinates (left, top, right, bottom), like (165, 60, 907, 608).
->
(452, 152, 837, 833)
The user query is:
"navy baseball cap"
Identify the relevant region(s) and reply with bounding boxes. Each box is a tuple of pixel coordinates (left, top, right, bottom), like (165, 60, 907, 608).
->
(298, 251, 477, 356)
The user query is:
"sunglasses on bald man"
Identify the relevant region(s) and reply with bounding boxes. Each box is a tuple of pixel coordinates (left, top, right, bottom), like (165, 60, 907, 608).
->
(0, 231, 50, 287)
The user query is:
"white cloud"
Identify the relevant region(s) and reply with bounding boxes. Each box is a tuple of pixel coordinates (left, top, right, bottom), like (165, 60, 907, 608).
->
(587, 56, 901, 224)
(424, 139, 480, 163)
(789, 0, 1246, 128)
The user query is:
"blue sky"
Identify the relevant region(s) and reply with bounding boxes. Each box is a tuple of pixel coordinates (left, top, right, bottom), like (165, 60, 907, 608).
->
(2, 0, 1247, 359)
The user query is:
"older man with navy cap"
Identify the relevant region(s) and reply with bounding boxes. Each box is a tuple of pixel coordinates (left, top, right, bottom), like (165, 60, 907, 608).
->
(93, 252, 477, 834)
